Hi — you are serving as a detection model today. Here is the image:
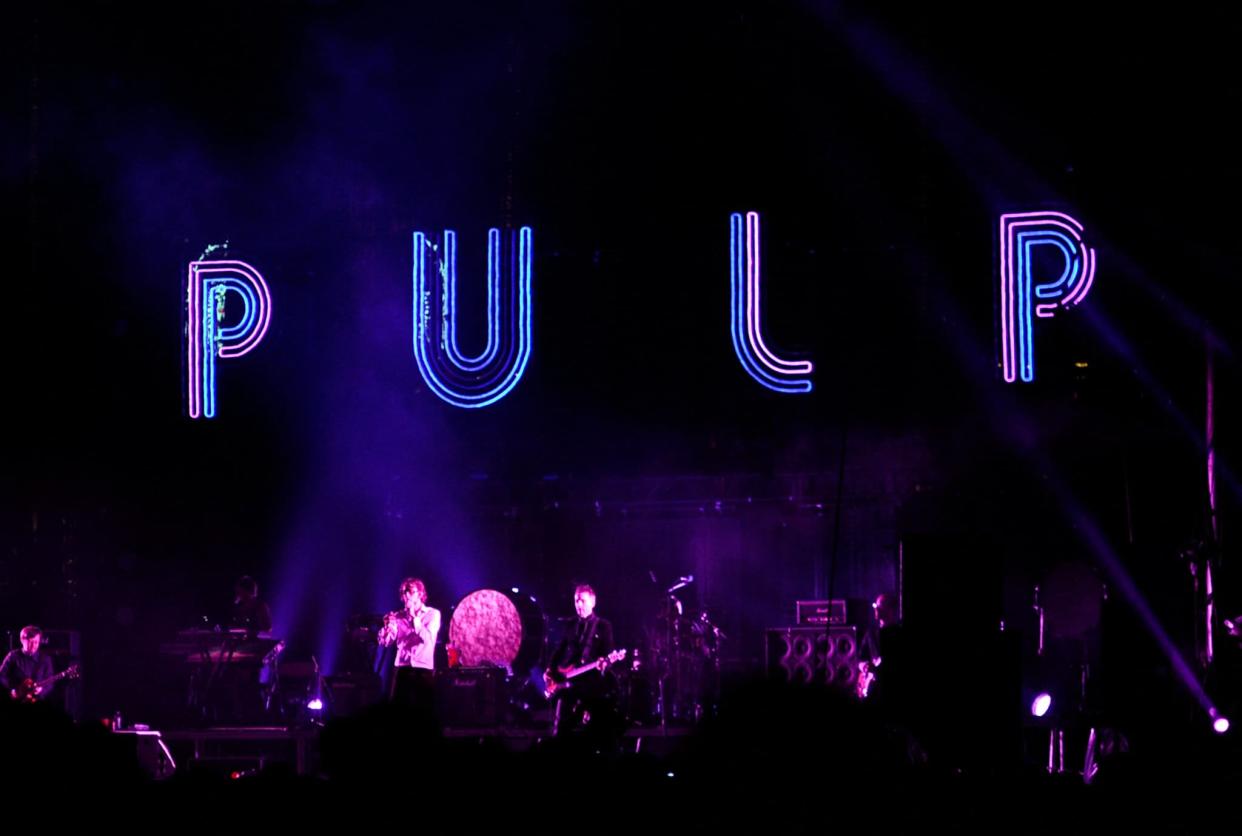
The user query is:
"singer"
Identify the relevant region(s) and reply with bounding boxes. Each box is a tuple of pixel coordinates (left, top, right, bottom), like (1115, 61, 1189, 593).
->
(378, 577, 441, 710)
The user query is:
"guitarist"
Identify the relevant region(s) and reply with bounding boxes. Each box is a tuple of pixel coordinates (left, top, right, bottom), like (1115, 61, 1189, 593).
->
(544, 585, 621, 744)
(1, 626, 55, 702)
(857, 593, 903, 706)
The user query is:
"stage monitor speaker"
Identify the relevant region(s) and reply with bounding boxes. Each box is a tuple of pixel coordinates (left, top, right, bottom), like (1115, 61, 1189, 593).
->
(112, 730, 177, 780)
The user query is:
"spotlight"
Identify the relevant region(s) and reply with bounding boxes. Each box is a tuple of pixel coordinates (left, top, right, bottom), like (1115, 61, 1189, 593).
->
(303, 656, 325, 715)
(1030, 692, 1053, 718)
(1213, 717, 1230, 734)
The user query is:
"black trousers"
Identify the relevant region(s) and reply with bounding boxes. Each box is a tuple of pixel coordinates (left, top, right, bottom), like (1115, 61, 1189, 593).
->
(391, 666, 436, 713)
(551, 678, 624, 749)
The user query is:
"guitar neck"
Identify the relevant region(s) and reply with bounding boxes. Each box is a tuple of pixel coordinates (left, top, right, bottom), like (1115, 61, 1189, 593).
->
(564, 651, 623, 679)
(40, 667, 77, 688)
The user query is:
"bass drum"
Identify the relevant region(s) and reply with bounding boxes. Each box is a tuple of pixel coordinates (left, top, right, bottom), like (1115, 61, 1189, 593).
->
(448, 588, 546, 674)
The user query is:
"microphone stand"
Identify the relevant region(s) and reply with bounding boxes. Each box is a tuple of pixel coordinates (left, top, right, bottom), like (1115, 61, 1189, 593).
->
(662, 576, 693, 727)
(659, 591, 672, 732)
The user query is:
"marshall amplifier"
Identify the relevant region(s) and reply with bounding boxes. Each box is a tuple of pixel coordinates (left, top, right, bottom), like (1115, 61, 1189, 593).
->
(435, 667, 503, 727)
(796, 600, 847, 626)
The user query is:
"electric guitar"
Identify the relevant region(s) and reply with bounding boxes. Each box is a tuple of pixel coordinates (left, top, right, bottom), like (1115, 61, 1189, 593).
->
(543, 649, 626, 698)
(12, 664, 80, 702)
(856, 658, 879, 699)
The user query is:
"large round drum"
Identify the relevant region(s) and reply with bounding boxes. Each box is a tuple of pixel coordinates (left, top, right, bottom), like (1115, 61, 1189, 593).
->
(448, 588, 544, 672)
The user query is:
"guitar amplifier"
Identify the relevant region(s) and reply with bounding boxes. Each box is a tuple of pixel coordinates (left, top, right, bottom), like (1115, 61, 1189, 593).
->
(796, 600, 847, 626)
(435, 667, 503, 727)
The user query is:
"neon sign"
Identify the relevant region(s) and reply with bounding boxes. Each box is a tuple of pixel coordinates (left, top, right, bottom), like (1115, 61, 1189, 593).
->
(412, 226, 533, 408)
(729, 211, 813, 393)
(184, 260, 273, 419)
(999, 211, 1096, 383)
(181, 209, 1103, 417)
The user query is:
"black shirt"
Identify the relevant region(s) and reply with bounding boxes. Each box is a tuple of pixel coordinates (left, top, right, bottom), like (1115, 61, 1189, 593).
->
(0, 650, 55, 700)
(229, 598, 273, 634)
(549, 615, 614, 671)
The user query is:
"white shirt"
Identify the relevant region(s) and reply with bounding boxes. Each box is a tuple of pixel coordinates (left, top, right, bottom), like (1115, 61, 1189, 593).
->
(380, 606, 441, 670)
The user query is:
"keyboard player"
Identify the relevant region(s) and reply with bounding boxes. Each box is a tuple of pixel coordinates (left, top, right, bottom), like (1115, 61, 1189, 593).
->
(229, 576, 273, 637)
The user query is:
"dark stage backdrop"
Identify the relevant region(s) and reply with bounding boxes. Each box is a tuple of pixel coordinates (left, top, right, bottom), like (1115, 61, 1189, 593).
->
(1, 1, 1237, 719)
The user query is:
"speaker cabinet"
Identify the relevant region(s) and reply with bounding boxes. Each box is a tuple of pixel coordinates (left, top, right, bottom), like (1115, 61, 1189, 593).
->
(435, 667, 503, 727)
(765, 626, 858, 689)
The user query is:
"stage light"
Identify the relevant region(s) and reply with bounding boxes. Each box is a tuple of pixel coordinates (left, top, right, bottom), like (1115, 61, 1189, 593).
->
(1030, 692, 1053, 718)
(1210, 707, 1230, 734)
